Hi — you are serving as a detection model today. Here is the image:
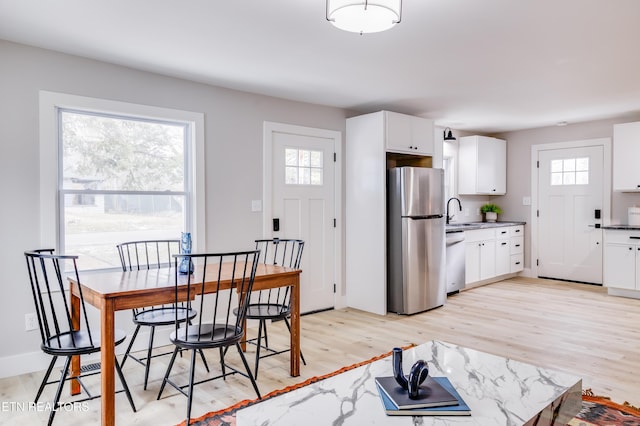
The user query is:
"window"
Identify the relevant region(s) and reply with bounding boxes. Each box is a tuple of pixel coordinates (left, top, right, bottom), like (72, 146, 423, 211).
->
(40, 92, 205, 271)
(284, 148, 323, 185)
(551, 157, 589, 186)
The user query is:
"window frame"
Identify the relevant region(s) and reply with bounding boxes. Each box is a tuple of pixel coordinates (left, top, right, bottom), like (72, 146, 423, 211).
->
(39, 91, 206, 264)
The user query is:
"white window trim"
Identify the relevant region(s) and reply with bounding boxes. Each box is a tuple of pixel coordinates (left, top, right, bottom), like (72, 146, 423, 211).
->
(39, 91, 206, 253)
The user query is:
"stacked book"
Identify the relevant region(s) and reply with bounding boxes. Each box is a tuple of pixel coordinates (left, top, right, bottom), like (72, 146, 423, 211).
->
(375, 376, 471, 416)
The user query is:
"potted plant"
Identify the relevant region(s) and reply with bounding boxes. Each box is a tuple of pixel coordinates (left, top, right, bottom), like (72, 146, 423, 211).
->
(480, 203, 502, 222)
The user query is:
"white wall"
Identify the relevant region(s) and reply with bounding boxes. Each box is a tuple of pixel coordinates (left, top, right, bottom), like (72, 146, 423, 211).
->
(0, 40, 349, 376)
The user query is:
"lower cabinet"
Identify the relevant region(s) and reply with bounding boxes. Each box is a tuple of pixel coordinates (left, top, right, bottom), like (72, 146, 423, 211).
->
(495, 228, 511, 276)
(604, 230, 640, 291)
(465, 225, 524, 285)
(509, 226, 524, 273)
(465, 229, 496, 283)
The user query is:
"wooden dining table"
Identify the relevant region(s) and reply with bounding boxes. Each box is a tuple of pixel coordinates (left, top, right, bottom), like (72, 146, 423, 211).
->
(68, 262, 302, 426)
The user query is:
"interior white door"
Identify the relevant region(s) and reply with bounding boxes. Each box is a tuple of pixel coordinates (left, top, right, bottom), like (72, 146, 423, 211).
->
(267, 124, 336, 313)
(537, 145, 604, 284)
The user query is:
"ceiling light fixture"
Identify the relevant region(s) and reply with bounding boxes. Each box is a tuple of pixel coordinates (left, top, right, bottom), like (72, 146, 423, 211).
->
(326, 0, 402, 34)
(443, 128, 456, 141)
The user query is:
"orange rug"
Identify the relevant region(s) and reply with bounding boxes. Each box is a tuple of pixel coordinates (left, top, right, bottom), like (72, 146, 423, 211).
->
(570, 390, 640, 425)
(183, 347, 640, 426)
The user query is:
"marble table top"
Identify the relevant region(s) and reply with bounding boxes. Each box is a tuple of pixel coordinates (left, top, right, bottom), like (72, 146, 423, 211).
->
(236, 340, 582, 425)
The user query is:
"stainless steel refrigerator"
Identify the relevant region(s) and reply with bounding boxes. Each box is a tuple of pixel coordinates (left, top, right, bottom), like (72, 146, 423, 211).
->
(387, 167, 446, 314)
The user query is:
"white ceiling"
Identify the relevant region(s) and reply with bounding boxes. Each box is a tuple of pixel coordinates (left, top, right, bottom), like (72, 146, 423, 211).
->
(1, 0, 639, 133)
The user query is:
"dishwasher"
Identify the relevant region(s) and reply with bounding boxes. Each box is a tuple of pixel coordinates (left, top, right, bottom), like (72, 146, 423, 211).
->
(446, 231, 466, 294)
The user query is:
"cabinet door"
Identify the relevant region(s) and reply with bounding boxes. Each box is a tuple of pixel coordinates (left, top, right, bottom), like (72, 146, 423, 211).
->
(465, 241, 481, 284)
(385, 111, 413, 153)
(385, 111, 434, 155)
(458, 136, 506, 195)
(604, 243, 636, 290)
(479, 239, 496, 280)
(510, 254, 524, 272)
(476, 137, 506, 194)
(495, 238, 510, 276)
(613, 121, 640, 191)
(636, 247, 640, 290)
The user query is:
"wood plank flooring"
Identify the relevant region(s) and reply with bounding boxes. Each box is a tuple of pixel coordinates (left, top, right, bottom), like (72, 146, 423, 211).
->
(1, 277, 639, 425)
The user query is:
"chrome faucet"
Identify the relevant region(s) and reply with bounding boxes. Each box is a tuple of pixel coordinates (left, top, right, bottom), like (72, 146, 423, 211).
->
(446, 197, 462, 225)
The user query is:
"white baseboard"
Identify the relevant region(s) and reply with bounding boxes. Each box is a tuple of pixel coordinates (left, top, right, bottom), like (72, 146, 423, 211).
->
(0, 327, 174, 379)
(607, 287, 640, 300)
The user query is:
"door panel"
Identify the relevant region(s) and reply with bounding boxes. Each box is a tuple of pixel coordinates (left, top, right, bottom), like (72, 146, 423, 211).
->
(270, 127, 336, 313)
(538, 146, 603, 283)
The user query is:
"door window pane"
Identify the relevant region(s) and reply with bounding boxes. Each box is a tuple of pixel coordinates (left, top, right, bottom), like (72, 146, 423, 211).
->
(550, 157, 589, 186)
(284, 148, 323, 185)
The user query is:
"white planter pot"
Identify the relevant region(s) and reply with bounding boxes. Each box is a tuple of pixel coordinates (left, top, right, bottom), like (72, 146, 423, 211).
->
(485, 212, 498, 222)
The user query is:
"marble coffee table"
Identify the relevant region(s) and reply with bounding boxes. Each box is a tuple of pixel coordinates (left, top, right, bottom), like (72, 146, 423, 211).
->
(236, 340, 582, 425)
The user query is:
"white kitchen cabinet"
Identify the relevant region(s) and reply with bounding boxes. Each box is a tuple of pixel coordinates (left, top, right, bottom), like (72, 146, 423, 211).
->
(465, 225, 524, 285)
(458, 136, 506, 195)
(604, 230, 640, 291)
(385, 111, 434, 155)
(510, 226, 524, 273)
(613, 121, 640, 191)
(345, 111, 439, 315)
(495, 228, 511, 276)
(465, 228, 496, 284)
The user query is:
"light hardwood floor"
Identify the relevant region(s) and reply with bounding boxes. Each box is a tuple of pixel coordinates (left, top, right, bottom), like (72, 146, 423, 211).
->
(1, 277, 639, 425)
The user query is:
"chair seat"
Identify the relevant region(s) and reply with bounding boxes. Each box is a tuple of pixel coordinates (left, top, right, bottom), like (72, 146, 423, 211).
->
(245, 303, 290, 320)
(134, 306, 197, 326)
(170, 323, 242, 348)
(42, 328, 128, 356)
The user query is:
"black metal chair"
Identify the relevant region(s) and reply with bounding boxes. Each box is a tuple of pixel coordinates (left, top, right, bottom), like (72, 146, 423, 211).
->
(243, 238, 306, 378)
(157, 250, 261, 425)
(24, 249, 136, 426)
(116, 239, 209, 390)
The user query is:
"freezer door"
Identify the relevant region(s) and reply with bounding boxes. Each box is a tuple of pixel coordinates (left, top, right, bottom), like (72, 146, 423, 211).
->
(389, 167, 445, 217)
(398, 216, 446, 314)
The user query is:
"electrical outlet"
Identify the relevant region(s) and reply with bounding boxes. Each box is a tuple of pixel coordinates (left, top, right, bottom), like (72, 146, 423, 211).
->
(25, 313, 38, 331)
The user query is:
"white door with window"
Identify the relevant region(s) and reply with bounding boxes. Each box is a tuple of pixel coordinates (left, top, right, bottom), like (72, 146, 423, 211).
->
(264, 122, 339, 313)
(537, 145, 604, 283)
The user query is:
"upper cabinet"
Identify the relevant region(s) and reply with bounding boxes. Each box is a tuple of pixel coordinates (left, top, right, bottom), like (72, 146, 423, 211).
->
(385, 111, 434, 155)
(458, 135, 506, 195)
(613, 121, 640, 192)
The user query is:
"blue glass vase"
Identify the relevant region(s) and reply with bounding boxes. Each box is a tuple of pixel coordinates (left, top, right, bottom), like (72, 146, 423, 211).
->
(179, 232, 194, 274)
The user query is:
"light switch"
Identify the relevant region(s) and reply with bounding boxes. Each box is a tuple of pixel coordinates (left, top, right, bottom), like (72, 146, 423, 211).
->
(522, 196, 531, 206)
(251, 200, 262, 212)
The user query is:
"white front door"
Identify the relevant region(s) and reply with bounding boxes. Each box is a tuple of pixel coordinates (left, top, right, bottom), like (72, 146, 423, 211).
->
(265, 122, 339, 313)
(537, 145, 604, 283)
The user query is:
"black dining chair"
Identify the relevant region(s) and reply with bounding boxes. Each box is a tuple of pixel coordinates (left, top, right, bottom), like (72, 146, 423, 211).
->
(157, 250, 261, 425)
(243, 238, 306, 378)
(24, 249, 136, 426)
(116, 239, 209, 390)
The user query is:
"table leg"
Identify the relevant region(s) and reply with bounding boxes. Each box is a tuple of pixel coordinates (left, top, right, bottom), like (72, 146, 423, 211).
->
(100, 299, 116, 426)
(290, 274, 300, 377)
(70, 288, 81, 395)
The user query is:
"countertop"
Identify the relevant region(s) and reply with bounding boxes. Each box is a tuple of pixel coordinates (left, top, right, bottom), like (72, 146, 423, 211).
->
(602, 225, 640, 230)
(446, 221, 526, 233)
